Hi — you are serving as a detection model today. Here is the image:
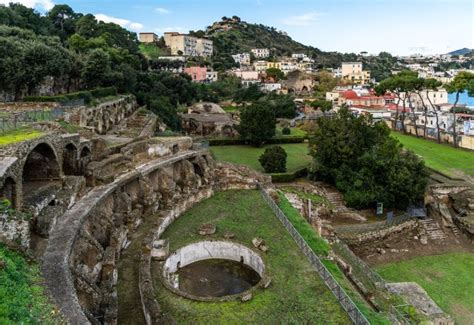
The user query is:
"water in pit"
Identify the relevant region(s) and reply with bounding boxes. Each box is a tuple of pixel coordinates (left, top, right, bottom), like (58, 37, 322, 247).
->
(176, 259, 261, 297)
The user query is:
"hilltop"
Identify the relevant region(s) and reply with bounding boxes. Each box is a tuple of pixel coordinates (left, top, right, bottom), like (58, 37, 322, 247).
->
(448, 48, 472, 56)
(188, 16, 347, 69)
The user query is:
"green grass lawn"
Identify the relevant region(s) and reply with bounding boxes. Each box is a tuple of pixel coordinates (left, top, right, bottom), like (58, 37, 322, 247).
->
(392, 132, 474, 177)
(210, 143, 311, 173)
(275, 126, 308, 138)
(153, 190, 349, 323)
(138, 43, 167, 59)
(0, 128, 42, 147)
(376, 252, 474, 324)
(0, 245, 61, 323)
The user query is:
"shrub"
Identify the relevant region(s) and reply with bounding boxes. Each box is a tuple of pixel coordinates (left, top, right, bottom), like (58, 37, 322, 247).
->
(259, 146, 287, 173)
(282, 127, 291, 135)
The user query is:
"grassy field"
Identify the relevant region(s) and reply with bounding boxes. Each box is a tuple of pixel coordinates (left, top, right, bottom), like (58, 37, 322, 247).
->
(392, 132, 474, 177)
(210, 143, 311, 173)
(376, 252, 474, 324)
(153, 190, 349, 323)
(138, 43, 168, 59)
(275, 126, 307, 138)
(0, 128, 42, 147)
(0, 245, 61, 323)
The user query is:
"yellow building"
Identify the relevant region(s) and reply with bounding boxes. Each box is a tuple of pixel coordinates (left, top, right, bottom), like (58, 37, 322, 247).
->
(266, 62, 282, 70)
(341, 62, 371, 85)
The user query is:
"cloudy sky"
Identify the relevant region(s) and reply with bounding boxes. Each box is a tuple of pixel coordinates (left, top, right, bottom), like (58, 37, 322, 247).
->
(2, 0, 473, 55)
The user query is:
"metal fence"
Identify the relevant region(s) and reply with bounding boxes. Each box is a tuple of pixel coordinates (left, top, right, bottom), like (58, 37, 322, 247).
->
(257, 184, 369, 325)
(0, 99, 84, 133)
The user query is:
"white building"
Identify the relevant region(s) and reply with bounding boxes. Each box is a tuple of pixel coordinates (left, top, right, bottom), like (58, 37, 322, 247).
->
(232, 53, 251, 66)
(251, 48, 270, 58)
(292, 53, 308, 60)
(260, 83, 281, 92)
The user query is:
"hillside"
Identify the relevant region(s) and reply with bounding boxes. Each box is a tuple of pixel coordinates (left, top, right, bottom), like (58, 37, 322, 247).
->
(448, 48, 472, 56)
(190, 17, 347, 69)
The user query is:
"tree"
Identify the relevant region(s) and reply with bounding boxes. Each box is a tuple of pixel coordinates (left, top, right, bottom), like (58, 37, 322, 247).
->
(445, 71, 474, 147)
(375, 70, 418, 133)
(259, 93, 296, 118)
(265, 67, 284, 81)
(259, 146, 287, 173)
(238, 102, 276, 146)
(81, 48, 111, 88)
(310, 99, 332, 115)
(309, 107, 428, 210)
(48, 4, 77, 39)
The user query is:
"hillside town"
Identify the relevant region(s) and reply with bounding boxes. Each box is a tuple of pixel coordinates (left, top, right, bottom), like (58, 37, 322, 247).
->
(0, 3, 473, 325)
(138, 24, 474, 149)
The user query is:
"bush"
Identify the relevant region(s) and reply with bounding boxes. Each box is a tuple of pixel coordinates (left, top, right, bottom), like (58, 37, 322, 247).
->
(282, 127, 291, 135)
(259, 146, 287, 173)
(271, 168, 308, 183)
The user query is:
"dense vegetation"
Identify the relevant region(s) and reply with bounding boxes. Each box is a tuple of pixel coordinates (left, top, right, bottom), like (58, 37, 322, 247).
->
(0, 245, 61, 323)
(309, 108, 428, 209)
(154, 190, 349, 323)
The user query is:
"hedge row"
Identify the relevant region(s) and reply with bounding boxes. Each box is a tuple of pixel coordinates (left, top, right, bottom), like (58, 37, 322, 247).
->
(271, 168, 308, 183)
(23, 87, 118, 105)
(208, 136, 305, 146)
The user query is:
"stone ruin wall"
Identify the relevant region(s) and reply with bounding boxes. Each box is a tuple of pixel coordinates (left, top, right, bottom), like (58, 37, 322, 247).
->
(64, 96, 138, 134)
(41, 145, 270, 324)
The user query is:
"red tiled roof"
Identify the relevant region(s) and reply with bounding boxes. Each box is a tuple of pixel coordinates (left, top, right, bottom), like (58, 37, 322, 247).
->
(341, 90, 358, 99)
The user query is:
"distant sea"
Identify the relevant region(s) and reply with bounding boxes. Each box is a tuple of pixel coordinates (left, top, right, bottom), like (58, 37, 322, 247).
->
(448, 90, 474, 109)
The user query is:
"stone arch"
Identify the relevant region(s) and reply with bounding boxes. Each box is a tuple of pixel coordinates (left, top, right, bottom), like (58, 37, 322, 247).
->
(0, 177, 17, 208)
(78, 147, 92, 175)
(23, 143, 61, 183)
(63, 143, 78, 175)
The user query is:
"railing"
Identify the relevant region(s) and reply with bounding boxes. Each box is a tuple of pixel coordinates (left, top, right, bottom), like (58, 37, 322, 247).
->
(0, 100, 84, 133)
(257, 184, 369, 325)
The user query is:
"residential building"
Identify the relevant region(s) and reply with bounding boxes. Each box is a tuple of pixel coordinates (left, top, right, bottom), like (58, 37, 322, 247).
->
(341, 62, 371, 85)
(253, 60, 268, 72)
(233, 70, 261, 87)
(251, 48, 270, 58)
(232, 53, 251, 66)
(292, 53, 308, 60)
(260, 83, 282, 92)
(266, 62, 282, 70)
(164, 32, 213, 57)
(184, 67, 218, 83)
(139, 32, 159, 43)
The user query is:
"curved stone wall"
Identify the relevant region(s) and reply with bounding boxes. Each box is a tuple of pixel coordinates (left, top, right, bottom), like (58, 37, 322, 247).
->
(163, 240, 265, 278)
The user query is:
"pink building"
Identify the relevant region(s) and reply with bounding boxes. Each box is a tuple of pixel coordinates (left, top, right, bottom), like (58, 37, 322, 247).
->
(184, 66, 218, 83)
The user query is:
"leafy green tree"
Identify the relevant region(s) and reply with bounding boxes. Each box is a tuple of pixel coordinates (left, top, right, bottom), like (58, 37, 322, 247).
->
(147, 96, 181, 130)
(234, 84, 264, 103)
(445, 71, 474, 147)
(310, 99, 332, 115)
(259, 146, 287, 173)
(81, 48, 111, 88)
(265, 67, 284, 81)
(258, 93, 296, 118)
(309, 107, 428, 209)
(47, 4, 77, 39)
(238, 102, 276, 146)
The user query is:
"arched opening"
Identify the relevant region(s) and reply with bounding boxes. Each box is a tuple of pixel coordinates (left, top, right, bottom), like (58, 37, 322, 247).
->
(63, 143, 77, 175)
(0, 177, 17, 208)
(79, 147, 92, 175)
(22, 143, 61, 203)
(23, 143, 60, 183)
(193, 163, 204, 177)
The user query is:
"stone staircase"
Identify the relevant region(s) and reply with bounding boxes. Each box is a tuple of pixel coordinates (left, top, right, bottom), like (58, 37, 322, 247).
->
(313, 182, 366, 221)
(419, 218, 446, 240)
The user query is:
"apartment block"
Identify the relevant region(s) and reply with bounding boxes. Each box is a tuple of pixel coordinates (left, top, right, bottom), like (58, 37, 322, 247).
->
(139, 32, 159, 43)
(164, 32, 213, 57)
(251, 48, 270, 58)
(341, 62, 371, 85)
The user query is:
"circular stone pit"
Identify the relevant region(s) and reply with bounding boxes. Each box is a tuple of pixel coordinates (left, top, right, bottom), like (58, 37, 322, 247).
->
(161, 240, 267, 302)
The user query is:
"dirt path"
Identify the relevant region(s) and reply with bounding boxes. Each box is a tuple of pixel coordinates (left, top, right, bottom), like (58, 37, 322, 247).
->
(116, 215, 157, 325)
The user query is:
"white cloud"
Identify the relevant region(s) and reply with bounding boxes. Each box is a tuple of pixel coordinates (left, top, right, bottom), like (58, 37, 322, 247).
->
(155, 7, 171, 14)
(95, 13, 143, 31)
(155, 26, 186, 33)
(0, 0, 54, 10)
(283, 11, 322, 26)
